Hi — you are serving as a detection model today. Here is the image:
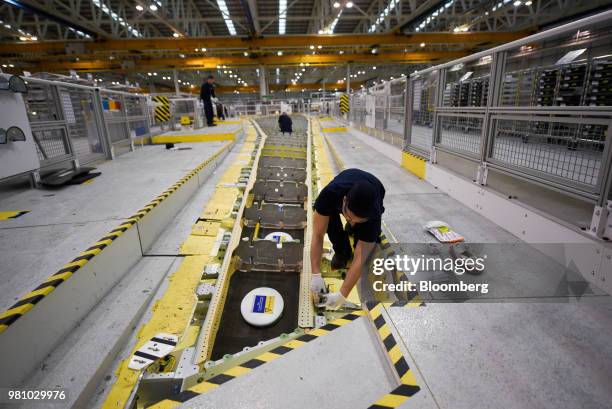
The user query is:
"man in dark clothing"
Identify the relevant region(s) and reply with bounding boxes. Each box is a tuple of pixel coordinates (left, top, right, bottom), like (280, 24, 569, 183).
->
(200, 75, 216, 127)
(310, 168, 386, 309)
(278, 112, 293, 135)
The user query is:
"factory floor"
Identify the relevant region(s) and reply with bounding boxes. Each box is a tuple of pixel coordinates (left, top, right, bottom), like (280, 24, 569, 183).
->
(0, 140, 226, 312)
(321, 127, 612, 409)
(2, 119, 611, 409)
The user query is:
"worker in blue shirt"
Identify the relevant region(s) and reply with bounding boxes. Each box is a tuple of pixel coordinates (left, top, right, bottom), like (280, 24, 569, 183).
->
(310, 168, 385, 309)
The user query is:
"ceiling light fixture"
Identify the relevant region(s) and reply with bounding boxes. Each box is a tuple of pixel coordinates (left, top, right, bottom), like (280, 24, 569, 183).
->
(135, 5, 143, 11)
(279, 0, 287, 34)
(149, 4, 158, 11)
(346, 1, 353, 7)
(333, 2, 340, 8)
(217, 0, 237, 35)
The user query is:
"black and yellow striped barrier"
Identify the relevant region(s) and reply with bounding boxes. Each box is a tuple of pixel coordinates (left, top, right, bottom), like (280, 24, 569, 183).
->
(0, 142, 234, 334)
(153, 96, 171, 123)
(367, 302, 421, 408)
(148, 310, 368, 408)
(340, 94, 349, 113)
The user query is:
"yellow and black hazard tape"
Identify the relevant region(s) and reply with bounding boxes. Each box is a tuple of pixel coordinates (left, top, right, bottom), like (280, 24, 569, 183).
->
(0, 141, 234, 334)
(340, 94, 350, 113)
(153, 96, 171, 123)
(0, 210, 30, 221)
(147, 310, 367, 408)
(366, 302, 420, 408)
(376, 232, 424, 308)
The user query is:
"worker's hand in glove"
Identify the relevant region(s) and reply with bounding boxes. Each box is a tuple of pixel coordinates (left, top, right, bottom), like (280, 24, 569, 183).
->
(323, 292, 346, 310)
(310, 274, 326, 303)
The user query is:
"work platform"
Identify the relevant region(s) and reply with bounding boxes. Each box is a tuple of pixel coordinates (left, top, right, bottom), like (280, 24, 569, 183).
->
(151, 123, 243, 144)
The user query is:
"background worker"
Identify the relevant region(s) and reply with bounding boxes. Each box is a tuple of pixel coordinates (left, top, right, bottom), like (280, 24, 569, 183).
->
(310, 168, 386, 309)
(200, 75, 216, 127)
(278, 112, 293, 135)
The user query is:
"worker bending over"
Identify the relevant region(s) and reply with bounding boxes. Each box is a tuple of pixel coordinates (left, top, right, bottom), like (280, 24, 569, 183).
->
(310, 168, 386, 309)
(278, 112, 293, 135)
(200, 75, 216, 127)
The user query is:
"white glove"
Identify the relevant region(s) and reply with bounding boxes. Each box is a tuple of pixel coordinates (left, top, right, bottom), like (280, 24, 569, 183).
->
(324, 292, 346, 310)
(311, 274, 326, 303)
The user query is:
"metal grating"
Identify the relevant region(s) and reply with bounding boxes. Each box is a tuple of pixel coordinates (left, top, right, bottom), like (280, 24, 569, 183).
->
(490, 118, 605, 187)
(62, 88, 105, 162)
(106, 121, 129, 143)
(437, 115, 483, 156)
(32, 128, 70, 161)
(24, 83, 62, 123)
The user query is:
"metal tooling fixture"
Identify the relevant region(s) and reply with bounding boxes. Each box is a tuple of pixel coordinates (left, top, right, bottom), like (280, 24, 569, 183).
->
(208, 116, 310, 359)
(257, 167, 308, 182)
(114, 117, 319, 408)
(194, 116, 313, 367)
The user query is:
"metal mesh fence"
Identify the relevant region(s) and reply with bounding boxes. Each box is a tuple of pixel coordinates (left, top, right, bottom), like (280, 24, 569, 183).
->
(24, 83, 62, 123)
(124, 95, 146, 116)
(437, 115, 484, 156)
(129, 120, 149, 138)
(61, 88, 105, 163)
(106, 121, 129, 143)
(387, 94, 405, 136)
(374, 94, 386, 130)
(490, 117, 606, 187)
(32, 128, 70, 161)
(410, 76, 436, 152)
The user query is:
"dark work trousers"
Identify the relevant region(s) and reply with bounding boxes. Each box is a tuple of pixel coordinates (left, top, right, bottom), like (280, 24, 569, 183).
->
(327, 212, 353, 262)
(203, 100, 214, 126)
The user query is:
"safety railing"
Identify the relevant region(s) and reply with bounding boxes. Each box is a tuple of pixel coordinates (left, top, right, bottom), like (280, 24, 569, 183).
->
(167, 98, 203, 130)
(405, 9, 612, 236)
(23, 78, 109, 167)
(19, 77, 153, 174)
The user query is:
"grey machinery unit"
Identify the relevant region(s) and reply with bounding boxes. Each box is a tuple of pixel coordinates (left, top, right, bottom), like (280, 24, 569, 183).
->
(0, 74, 40, 182)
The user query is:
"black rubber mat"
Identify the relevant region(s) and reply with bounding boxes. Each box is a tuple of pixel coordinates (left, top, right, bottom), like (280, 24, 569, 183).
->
(210, 270, 300, 360)
(66, 172, 102, 185)
(41, 166, 97, 186)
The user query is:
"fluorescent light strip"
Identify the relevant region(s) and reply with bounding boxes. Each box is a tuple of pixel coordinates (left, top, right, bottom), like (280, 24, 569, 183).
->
(217, 0, 237, 35)
(330, 9, 343, 33)
(92, 0, 142, 37)
(368, 0, 399, 33)
(414, 0, 454, 32)
(279, 0, 287, 34)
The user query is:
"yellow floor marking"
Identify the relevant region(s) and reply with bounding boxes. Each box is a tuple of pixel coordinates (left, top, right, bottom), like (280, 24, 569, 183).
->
(224, 366, 251, 377)
(179, 235, 218, 255)
(0, 211, 29, 220)
(375, 393, 407, 407)
(102, 256, 211, 409)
